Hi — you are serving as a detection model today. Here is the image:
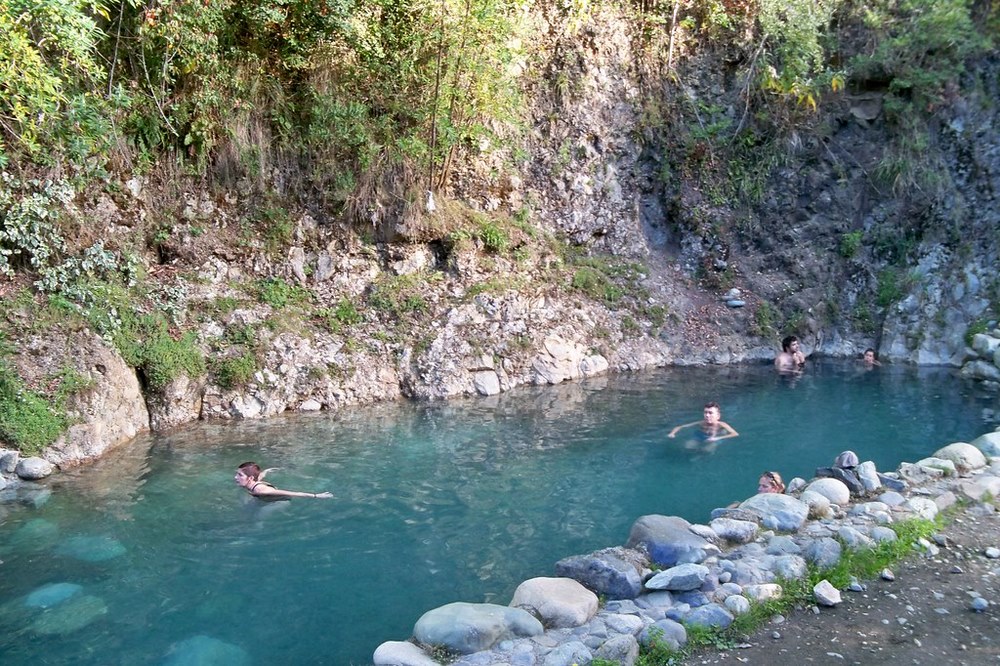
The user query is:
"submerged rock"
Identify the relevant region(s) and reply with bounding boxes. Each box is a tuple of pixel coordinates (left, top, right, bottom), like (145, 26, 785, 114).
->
(30, 595, 107, 635)
(56, 535, 126, 562)
(25, 582, 83, 609)
(162, 635, 251, 666)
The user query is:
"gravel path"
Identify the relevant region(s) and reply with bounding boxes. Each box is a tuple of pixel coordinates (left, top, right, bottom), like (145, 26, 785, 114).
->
(684, 503, 1000, 665)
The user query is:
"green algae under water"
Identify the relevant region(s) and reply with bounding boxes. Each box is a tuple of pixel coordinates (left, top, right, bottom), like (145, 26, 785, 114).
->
(0, 363, 996, 665)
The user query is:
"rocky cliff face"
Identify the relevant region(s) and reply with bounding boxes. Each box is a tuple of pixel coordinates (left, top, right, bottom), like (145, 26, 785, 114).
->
(8, 9, 997, 467)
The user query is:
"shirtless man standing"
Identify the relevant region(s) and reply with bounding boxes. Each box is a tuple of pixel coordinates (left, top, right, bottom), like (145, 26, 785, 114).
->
(667, 402, 740, 446)
(774, 335, 806, 373)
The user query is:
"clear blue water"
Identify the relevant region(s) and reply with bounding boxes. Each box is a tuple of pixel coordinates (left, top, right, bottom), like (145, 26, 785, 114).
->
(0, 363, 996, 665)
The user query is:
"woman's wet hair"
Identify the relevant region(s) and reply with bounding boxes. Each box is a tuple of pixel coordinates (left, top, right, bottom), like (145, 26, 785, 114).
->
(237, 461, 261, 479)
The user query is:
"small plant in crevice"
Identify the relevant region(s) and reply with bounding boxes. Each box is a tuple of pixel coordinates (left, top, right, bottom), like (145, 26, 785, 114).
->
(213, 352, 259, 390)
(316, 298, 364, 333)
(255, 277, 311, 309)
(839, 230, 864, 259)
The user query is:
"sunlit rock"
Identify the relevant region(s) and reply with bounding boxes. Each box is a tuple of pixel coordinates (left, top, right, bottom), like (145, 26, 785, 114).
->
(510, 577, 598, 628)
(625, 515, 720, 566)
(645, 564, 709, 592)
(372, 640, 438, 666)
(413, 602, 543, 655)
(972, 431, 1000, 457)
(814, 580, 842, 606)
(738, 494, 809, 531)
(804, 478, 851, 506)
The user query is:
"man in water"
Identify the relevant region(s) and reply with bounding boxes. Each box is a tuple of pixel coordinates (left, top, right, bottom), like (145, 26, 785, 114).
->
(667, 401, 739, 452)
(775, 335, 806, 373)
(863, 348, 881, 367)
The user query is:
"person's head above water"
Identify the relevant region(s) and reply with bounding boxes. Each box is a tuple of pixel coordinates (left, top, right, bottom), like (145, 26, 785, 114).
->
(703, 401, 721, 423)
(758, 471, 785, 494)
(236, 461, 261, 481)
(781, 336, 799, 353)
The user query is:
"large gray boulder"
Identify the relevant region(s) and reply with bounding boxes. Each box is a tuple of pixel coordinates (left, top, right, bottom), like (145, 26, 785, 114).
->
(932, 442, 987, 473)
(15, 457, 54, 480)
(738, 494, 809, 531)
(29, 330, 150, 467)
(972, 431, 1000, 457)
(413, 602, 543, 655)
(804, 478, 851, 505)
(625, 515, 720, 566)
(510, 577, 598, 628)
(554, 547, 646, 600)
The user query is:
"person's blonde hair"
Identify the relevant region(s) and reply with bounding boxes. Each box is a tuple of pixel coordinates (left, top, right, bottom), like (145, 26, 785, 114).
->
(760, 471, 785, 493)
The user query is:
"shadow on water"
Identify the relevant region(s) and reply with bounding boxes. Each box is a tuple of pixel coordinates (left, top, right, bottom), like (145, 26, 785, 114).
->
(0, 362, 996, 664)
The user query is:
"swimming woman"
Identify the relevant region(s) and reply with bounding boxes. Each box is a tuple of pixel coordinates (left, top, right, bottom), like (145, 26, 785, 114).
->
(235, 461, 333, 500)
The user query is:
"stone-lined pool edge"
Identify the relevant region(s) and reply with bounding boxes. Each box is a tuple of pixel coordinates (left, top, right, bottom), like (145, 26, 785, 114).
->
(373, 430, 1000, 666)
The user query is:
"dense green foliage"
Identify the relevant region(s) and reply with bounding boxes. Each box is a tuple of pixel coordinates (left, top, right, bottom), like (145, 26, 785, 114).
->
(0, 0, 993, 452)
(0, 357, 67, 455)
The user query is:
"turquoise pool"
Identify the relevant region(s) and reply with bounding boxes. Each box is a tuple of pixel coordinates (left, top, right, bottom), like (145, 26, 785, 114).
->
(0, 363, 995, 664)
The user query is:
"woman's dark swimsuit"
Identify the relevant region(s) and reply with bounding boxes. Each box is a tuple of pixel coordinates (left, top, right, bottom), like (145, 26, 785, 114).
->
(247, 480, 287, 501)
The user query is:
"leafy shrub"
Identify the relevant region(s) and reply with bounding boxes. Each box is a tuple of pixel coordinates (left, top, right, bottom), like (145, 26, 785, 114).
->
(115, 315, 205, 390)
(256, 278, 311, 309)
(214, 352, 258, 390)
(316, 298, 364, 332)
(965, 317, 990, 347)
(0, 173, 74, 276)
(367, 274, 430, 320)
(839, 231, 864, 259)
(0, 0, 108, 161)
(753, 301, 778, 337)
(572, 266, 624, 304)
(876, 267, 911, 308)
(852, 0, 989, 114)
(478, 221, 509, 254)
(0, 359, 66, 455)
